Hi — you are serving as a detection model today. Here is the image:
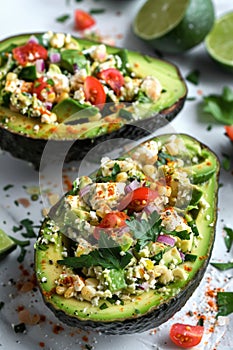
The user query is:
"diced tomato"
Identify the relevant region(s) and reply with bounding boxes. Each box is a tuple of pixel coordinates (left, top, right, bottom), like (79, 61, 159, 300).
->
(12, 42, 48, 66)
(225, 125, 233, 141)
(74, 9, 96, 31)
(93, 211, 129, 240)
(98, 68, 124, 96)
(170, 323, 204, 348)
(118, 187, 158, 212)
(32, 77, 54, 102)
(84, 76, 106, 107)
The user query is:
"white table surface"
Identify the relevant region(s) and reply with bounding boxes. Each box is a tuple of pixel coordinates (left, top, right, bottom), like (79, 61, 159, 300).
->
(0, 1, 233, 349)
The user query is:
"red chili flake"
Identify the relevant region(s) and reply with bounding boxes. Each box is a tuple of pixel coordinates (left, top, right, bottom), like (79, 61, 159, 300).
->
(197, 89, 203, 95)
(17, 198, 30, 208)
(82, 335, 89, 342)
(39, 342, 45, 348)
(208, 326, 215, 333)
(63, 174, 73, 191)
(52, 324, 64, 334)
(184, 265, 192, 272)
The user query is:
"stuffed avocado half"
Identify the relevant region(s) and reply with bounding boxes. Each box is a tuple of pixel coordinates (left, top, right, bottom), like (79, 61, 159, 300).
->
(0, 32, 187, 167)
(35, 134, 219, 335)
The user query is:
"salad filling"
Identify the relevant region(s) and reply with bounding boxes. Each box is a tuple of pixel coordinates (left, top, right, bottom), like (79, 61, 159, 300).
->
(36, 135, 215, 307)
(0, 31, 163, 125)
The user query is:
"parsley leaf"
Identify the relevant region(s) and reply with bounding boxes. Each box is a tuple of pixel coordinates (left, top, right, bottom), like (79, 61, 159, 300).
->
(95, 162, 121, 182)
(222, 153, 231, 171)
(58, 233, 132, 270)
(126, 211, 161, 250)
(55, 14, 70, 23)
(217, 292, 233, 317)
(186, 69, 200, 85)
(202, 86, 233, 125)
(224, 226, 233, 252)
(211, 262, 233, 270)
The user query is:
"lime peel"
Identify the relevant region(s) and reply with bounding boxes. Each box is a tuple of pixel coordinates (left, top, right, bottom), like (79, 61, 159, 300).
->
(0, 228, 17, 260)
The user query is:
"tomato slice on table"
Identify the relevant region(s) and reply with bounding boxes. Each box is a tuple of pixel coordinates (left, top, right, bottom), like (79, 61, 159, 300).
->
(98, 68, 124, 96)
(84, 76, 106, 107)
(225, 125, 233, 141)
(170, 323, 204, 348)
(12, 42, 48, 66)
(74, 9, 96, 31)
(118, 187, 158, 212)
(32, 77, 54, 102)
(93, 212, 129, 240)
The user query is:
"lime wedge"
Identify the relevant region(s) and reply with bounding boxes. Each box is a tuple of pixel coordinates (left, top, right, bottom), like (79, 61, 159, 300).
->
(0, 228, 16, 260)
(133, 0, 215, 53)
(205, 12, 233, 71)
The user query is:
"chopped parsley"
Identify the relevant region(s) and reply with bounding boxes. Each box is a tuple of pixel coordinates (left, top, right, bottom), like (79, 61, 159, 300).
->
(55, 14, 70, 23)
(89, 8, 105, 14)
(186, 69, 200, 85)
(58, 233, 132, 270)
(217, 292, 233, 317)
(14, 323, 26, 333)
(221, 153, 231, 171)
(211, 262, 233, 270)
(202, 86, 233, 125)
(224, 226, 233, 252)
(3, 184, 14, 191)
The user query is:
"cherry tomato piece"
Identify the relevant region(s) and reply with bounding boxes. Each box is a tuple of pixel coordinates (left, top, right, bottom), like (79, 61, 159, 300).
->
(32, 77, 54, 102)
(74, 9, 96, 31)
(118, 187, 158, 212)
(99, 212, 129, 228)
(93, 212, 129, 240)
(12, 42, 48, 66)
(84, 76, 106, 107)
(98, 68, 124, 96)
(170, 323, 204, 348)
(225, 125, 233, 141)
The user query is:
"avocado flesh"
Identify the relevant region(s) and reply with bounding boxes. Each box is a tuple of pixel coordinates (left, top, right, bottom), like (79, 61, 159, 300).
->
(35, 134, 219, 334)
(0, 33, 186, 167)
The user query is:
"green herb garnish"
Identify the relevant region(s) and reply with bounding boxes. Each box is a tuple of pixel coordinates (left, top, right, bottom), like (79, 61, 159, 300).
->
(58, 233, 132, 270)
(3, 184, 14, 191)
(222, 153, 231, 171)
(224, 226, 233, 252)
(202, 86, 233, 125)
(14, 323, 26, 333)
(185, 254, 197, 262)
(211, 262, 233, 270)
(126, 211, 161, 250)
(99, 302, 108, 310)
(217, 292, 233, 317)
(186, 69, 200, 85)
(89, 8, 105, 14)
(56, 14, 70, 23)
(0, 301, 4, 310)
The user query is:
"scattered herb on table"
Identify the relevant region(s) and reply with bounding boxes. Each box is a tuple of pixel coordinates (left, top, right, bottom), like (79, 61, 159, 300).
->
(224, 226, 233, 252)
(89, 8, 105, 15)
(14, 323, 26, 333)
(222, 153, 231, 171)
(3, 184, 14, 191)
(187, 96, 197, 101)
(56, 14, 70, 23)
(186, 69, 200, 85)
(211, 262, 233, 270)
(217, 292, 233, 317)
(0, 301, 5, 310)
(202, 86, 233, 125)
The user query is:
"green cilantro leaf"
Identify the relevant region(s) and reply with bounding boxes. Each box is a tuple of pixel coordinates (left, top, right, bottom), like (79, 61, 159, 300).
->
(211, 262, 233, 270)
(95, 162, 121, 182)
(222, 153, 231, 171)
(186, 69, 200, 85)
(126, 211, 161, 250)
(224, 226, 233, 252)
(55, 14, 70, 23)
(217, 292, 233, 317)
(58, 233, 132, 270)
(202, 86, 233, 125)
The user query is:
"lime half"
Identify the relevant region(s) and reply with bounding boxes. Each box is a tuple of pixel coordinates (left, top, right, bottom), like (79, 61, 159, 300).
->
(0, 228, 16, 260)
(133, 0, 215, 53)
(205, 12, 233, 71)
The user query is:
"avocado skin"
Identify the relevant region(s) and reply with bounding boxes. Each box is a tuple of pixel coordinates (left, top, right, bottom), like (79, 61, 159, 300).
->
(0, 101, 184, 169)
(39, 251, 213, 335)
(35, 134, 219, 334)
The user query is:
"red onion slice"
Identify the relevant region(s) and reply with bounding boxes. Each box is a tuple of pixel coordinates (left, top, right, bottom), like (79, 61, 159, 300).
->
(28, 35, 39, 44)
(35, 59, 45, 73)
(157, 234, 175, 246)
(44, 102, 53, 111)
(124, 179, 140, 194)
(50, 52, 61, 64)
(79, 185, 91, 197)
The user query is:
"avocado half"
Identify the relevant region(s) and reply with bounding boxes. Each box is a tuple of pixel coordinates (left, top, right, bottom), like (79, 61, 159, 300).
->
(35, 134, 219, 335)
(0, 33, 187, 168)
